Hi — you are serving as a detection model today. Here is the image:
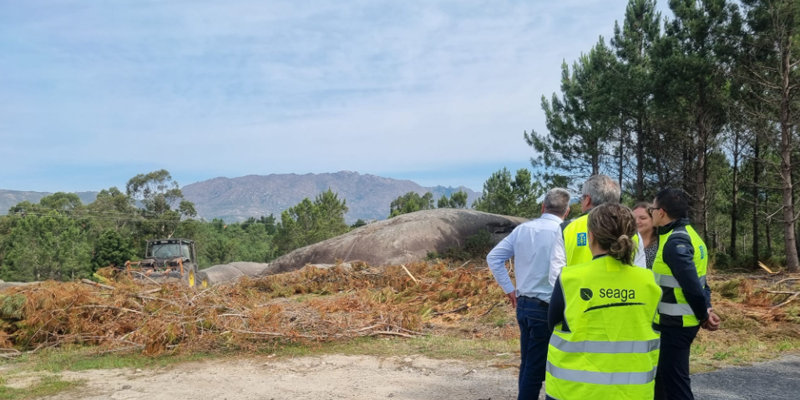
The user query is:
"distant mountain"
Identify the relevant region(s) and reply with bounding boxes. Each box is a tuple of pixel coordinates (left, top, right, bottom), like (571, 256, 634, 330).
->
(1, 172, 481, 224)
(181, 171, 481, 223)
(0, 190, 98, 214)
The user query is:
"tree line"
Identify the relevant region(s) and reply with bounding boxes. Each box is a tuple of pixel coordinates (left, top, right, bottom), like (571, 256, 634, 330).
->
(0, 170, 350, 282)
(3, 0, 798, 279)
(525, 0, 800, 272)
(0, 166, 549, 282)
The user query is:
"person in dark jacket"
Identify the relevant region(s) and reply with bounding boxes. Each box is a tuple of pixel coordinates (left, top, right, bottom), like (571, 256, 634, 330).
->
(650, 188, 720, 400)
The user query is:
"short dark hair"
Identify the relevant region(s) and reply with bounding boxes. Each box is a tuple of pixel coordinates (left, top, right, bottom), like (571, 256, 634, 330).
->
(654, 188, 689, 220)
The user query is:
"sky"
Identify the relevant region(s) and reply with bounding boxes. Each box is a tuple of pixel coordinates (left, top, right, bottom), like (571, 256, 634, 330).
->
(0, 0, 670, 193)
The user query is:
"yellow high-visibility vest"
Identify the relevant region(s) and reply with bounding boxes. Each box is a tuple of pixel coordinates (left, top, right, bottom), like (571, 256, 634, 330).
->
(563, 214, 639, 267)
(546, 255, 662, 400)
(652, 224, 708, 328)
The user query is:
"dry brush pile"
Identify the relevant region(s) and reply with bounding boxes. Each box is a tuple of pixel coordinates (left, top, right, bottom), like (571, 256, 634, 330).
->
(0, 261, 514, 358)
(690, 272, 800, 365)
(707, 274, 800, 324)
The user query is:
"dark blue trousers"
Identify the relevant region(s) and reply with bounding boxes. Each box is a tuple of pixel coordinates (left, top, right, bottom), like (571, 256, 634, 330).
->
(655, 325, 700, 400)
(516, 296, 551, 400)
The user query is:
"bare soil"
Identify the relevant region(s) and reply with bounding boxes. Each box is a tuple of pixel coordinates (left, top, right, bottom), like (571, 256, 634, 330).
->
(40, 355, 532, 400)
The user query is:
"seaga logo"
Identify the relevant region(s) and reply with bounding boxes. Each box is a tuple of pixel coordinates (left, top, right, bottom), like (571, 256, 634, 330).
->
(599, 288, 636, 302)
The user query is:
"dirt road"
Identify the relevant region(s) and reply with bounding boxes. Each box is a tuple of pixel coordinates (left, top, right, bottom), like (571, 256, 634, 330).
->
(24, 353, 799, 399)
(45, 355, 527, 400)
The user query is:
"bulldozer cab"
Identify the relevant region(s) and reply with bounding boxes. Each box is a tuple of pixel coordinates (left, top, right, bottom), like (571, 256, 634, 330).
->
(146, 239, 196, 263)
(124, 238, 199, 287)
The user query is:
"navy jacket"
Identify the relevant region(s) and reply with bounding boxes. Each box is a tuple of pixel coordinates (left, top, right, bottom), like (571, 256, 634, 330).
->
(657, 218, 711, 326)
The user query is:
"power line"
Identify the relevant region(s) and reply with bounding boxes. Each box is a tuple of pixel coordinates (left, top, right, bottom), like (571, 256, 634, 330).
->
(5, 211, 193, 223)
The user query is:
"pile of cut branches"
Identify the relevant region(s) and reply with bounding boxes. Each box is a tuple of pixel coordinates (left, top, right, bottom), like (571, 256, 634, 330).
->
(0, 261, 512, 357)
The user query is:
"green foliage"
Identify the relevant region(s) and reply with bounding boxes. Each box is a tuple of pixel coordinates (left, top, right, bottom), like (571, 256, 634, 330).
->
(0, 294, 26, 319)
(126, 169, 183, 215)
(389, 192, 435, 218)
(172, 217, 278, 268)
(526, 38, 618, 181)
(427, 229, 495, 261)
(0, 170, 284, 279)
(437, 190, 468, 209)
(464, 229, 494, 257)
(39, 192, 83, 211)
(472, 168, 544, 218)
(350, 219, 368, 229)
(0, 211, 92, 281)
(524, 0, 800, 269)
(276, 189, 349, 254)
(126, 169, 197, 239)
(0, 374, 79, 400)
(92, 230, 135, 270)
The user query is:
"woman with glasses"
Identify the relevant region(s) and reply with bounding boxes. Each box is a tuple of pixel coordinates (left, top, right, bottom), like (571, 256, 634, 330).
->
(633, 202, 658, 269)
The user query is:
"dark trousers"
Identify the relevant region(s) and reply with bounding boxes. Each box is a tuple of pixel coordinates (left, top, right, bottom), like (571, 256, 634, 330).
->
(516, 296, 551, 400)
(655, 325, 700, 400)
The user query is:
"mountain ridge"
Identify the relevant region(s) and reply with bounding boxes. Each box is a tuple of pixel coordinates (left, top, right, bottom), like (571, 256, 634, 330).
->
(1, 172, 481, 223)
(180, 171, 480, 223)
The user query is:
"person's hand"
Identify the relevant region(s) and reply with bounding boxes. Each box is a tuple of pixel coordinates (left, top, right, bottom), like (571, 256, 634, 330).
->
(702, 308, 721, 331)
(506, 293, 517, 309)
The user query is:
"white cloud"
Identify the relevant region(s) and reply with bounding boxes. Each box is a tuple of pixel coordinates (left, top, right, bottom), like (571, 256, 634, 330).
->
(0, 0, 637, 191)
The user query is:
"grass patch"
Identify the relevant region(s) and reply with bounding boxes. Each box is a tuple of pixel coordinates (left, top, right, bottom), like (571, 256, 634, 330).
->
(0, 375, 81, 400)
(493, 317, 511, 328)
(716, 278, 745, 300)
(3, 345, 218, 374)
(712, 351, 732, 361)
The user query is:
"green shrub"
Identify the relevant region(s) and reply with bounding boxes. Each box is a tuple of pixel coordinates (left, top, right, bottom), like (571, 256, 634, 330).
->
(713, 252, 731, 270)
(464, 229, 494, 258)
(426, 230, 495, 262)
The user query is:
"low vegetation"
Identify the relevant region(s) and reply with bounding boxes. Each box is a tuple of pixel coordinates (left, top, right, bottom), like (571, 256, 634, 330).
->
(1, 262, 797, 375)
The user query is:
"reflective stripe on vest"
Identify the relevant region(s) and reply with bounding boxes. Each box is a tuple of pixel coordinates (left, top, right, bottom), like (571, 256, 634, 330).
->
(651, 223, 708, 328)
(658, 302, 695, 316)
(545, 256, 661, 400)
(653, 273, 707, 289)
(550, 335, 660, 354)
(547, 361, 657, 385)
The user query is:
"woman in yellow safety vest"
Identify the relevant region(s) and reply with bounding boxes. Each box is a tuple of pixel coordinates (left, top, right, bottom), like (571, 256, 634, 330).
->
(546, 203, 662, 400)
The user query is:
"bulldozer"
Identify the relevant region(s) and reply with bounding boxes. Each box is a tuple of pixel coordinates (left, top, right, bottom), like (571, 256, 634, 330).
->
(122, 238, 199, 287)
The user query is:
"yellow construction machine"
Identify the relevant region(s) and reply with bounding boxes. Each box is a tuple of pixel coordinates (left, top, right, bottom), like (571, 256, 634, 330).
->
(121, 238, 199, 287)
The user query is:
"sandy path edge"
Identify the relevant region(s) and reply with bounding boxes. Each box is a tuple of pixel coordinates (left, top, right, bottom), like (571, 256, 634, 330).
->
(41, 354, 529, 400)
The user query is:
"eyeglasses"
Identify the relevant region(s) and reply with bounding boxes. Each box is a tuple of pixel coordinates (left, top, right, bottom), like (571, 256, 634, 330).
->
(647, 206, 662, 214)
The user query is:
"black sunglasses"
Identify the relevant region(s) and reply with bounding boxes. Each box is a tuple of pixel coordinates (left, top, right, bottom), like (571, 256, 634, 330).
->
(647, 206, 662, 214)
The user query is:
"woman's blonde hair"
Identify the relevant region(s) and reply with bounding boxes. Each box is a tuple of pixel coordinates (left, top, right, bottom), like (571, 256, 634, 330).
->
(587, 203, 638, 265)
(632, 201, 657, 239)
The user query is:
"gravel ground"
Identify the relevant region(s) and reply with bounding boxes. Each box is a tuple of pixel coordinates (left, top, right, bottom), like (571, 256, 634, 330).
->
(693, 355, 800, 400)
(11, 353, 797, 399)
(43, 355, 526, 400)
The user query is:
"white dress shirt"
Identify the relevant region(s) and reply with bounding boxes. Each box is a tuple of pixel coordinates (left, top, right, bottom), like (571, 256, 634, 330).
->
(549, 223, 647, 287)
(486, 213, 564, 302)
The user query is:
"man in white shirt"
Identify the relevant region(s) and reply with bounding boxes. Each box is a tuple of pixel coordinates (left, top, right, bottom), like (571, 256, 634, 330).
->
(486, 188, 572, 400)
(549, 175, 646, 288)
